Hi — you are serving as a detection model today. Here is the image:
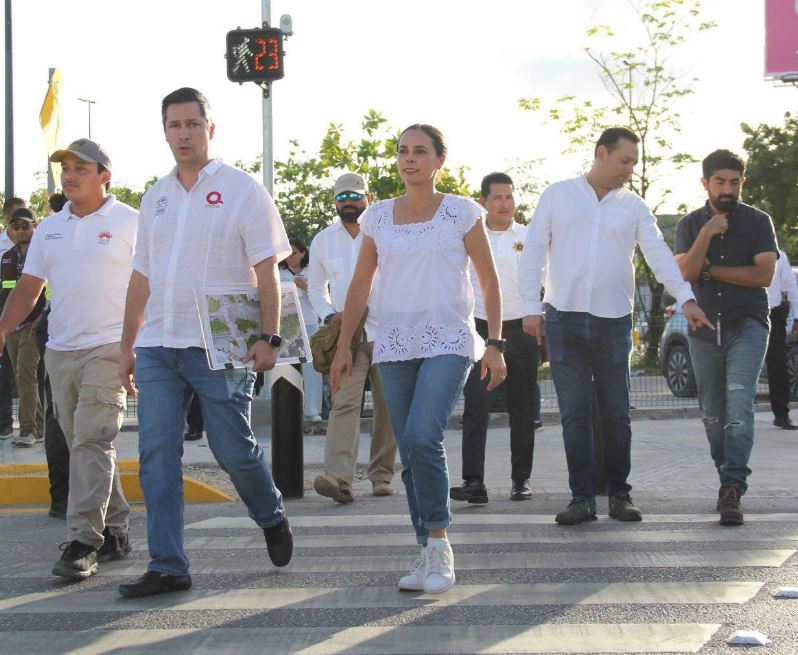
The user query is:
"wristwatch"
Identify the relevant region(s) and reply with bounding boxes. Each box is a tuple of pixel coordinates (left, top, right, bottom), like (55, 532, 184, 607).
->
(700, 265, 712, 282)
(258, 333, 284, 348)
(323, 313, 336, 325)
(485, 338, 507, 353)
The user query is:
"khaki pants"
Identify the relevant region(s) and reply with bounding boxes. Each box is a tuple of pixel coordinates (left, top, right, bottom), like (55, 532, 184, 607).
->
(325, 340, 396, 485)
(6, 328, 42, 435)
(44, 343, 130, 548)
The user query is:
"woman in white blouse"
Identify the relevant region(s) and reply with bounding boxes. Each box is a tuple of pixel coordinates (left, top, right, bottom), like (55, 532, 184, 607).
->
(330, 124, 505, 594)
(279, 238, 323, 422)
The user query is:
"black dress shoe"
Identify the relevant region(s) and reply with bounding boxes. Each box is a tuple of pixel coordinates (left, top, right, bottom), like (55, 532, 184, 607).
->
(264, 517, 293, 567)
(184, 429, 204, 441)
(449, 478, 488, 504)
(118, 571, 192, 598)
(511, 479, 532, 501)
(773, 416, 798, 430)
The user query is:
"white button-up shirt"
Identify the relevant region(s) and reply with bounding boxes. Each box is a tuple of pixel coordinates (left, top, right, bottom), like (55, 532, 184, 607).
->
(519, 175, 694, 318)
(767, 249, 798, 309)
(133, 159, 290, 349)
(0, 230, 13, 255)
(307, 219, 379, 339)
(470, 220, 527, 321)
(23, 195, 138, 351)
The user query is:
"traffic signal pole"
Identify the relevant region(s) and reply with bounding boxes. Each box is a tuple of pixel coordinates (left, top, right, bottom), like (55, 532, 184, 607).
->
(261, 0, 273, 195)
(4, 0, 14, 200)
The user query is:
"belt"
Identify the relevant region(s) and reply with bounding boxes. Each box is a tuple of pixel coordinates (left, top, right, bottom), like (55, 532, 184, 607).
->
(475, 317, 523, 330)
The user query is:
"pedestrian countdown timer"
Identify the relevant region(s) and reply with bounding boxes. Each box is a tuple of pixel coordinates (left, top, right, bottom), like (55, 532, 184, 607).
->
(226, 28, 284, 83)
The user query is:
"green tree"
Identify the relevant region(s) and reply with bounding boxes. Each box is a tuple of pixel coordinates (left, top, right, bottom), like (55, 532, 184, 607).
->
(741, 112, 798, 259)
(519, 0, 716, 366)
(270, 110, 474, 244)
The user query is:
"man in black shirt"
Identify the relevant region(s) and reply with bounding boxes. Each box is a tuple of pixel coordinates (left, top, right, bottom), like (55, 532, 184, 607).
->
(674, 149, 778, 526)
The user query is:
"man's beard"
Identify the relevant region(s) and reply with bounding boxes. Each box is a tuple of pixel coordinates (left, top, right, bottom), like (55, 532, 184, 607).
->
(712, 193, 738, 213)
(337, 205, 364, 223)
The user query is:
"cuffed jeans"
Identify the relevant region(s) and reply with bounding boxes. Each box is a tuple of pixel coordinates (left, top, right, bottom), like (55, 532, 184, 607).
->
(545, 305, 633, 500)
(135, 346, 285, 575)
(688, 319, 768, 492)
(378, 355, 472, 544)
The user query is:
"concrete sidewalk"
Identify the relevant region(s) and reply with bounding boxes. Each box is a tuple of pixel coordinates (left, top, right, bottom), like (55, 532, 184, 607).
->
(1, 410, 795, 504)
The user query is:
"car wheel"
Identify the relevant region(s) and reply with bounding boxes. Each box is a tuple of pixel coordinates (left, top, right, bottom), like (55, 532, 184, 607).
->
(788, 346, 798, 401)
(665, 345, 696, 397)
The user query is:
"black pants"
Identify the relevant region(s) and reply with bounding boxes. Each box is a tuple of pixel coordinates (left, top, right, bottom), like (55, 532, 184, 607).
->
(186, 393, 204, 432)
(35, 309, 70, 510)
(0, 346, 14, 430)
(461, 319, 538, 481)
(766, 304, 791, 419)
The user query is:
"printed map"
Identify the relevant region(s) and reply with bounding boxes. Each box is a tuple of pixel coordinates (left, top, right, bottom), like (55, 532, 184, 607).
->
(199, 283, 309, 369)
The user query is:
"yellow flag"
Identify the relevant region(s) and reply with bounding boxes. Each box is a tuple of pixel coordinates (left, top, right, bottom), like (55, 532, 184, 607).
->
(39, 69, 62, 156)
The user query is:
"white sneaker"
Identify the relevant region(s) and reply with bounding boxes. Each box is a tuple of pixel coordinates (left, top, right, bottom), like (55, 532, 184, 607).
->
(13, 431, 35, 447)
(397, 547, 426, 591)
(424, 537, 455, 594)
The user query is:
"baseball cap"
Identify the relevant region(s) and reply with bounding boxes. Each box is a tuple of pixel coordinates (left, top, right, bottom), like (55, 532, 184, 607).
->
(334, 172, 368, 196)
(50, 139, 112, 172)
(10, 207, 36, 224)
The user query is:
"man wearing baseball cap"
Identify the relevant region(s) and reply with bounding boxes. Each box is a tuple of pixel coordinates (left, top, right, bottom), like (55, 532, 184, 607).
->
(307, 172, 396, 504)
(0, 138, 137, 579)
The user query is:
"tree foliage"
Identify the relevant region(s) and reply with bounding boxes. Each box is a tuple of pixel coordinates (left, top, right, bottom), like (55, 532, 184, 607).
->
(741, 112, 798, 259)
(270, 109, 475, 244)
(518, 0, 716, 366)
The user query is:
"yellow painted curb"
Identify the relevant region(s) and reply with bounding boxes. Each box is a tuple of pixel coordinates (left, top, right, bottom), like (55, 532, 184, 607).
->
(0, 460, 233, 505)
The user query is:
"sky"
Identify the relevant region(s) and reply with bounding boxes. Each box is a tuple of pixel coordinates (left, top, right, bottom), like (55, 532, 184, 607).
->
(1, 0, 795, 214)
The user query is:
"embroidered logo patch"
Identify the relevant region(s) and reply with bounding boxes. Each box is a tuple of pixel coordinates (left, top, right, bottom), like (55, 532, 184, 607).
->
(154, 195, 169, 216)
(98, 231, 112, 245)
(205, 191, 223, 207)
(44, 233, 64, 240)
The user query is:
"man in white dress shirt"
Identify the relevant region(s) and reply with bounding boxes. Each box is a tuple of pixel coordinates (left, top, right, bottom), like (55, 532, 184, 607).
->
(766, 249, 798, 429)
(451, 172, 538, 504)
(520, 127, 712, 525)
(118, 88, 293, 598)
(308, 172, 396, 503)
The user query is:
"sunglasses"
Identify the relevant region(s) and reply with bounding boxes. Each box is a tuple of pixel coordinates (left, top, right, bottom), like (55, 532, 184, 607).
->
(335, 191, 364, 202)
(9, 223, 31, 231)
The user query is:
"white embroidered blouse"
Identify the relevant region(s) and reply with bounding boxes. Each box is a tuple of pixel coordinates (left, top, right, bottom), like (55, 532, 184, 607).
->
(359, 194, 486, 364)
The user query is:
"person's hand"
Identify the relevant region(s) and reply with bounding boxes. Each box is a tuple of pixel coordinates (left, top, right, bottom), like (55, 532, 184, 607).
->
(118, 349, 137, 397)
(703, 214, 729, 238)
(481, 345, 507, 391)
(522, 314, 545, 346)
(329, 346, 353, 394)
(682, 300, 715, 332)
(329, 312, 344, 325)
(243, 340, 278, 372)
(294, 275, 308, 291)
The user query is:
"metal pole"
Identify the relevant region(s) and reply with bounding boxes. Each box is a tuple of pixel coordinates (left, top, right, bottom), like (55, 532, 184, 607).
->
(78, 98, 96, 139)
(261, 0, 273, 194)
(4, 0, 14, 200)
(46, 68, 55, 194)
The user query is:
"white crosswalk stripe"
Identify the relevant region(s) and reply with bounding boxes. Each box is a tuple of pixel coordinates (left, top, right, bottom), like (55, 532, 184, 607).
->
(0, 512, 795, 654)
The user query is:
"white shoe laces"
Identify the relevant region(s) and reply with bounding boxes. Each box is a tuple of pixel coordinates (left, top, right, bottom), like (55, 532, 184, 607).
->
(426, 544, 452, 576)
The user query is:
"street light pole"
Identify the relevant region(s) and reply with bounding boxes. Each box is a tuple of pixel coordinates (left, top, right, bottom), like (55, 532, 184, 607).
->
(5, 0, 15, 200)
(261, 0, 273, 194)
(78, 97, 96, 139)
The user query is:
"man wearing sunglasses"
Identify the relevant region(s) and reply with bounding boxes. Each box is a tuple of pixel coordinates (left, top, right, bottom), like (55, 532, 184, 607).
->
(0, 197, 26, 439)
(307, 173, 396, 503)
(0, 208, 45, 447)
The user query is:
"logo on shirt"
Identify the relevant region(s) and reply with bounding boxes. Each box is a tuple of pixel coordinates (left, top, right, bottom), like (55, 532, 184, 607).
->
(205, 191, 223, 207)
(44, 233, 63, 240)
(154, 195, 169, 217)
(513, 241, 524, 253)
(97, 231, 112, 245)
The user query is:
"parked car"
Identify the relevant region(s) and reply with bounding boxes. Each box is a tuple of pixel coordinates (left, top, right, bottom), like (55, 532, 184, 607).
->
(659, 304, 798, 398)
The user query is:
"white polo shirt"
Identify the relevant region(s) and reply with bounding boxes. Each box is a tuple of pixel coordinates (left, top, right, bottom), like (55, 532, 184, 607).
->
(23, 195, 138, 351)
(133, 159, 290, 349)
(470, 220, 527, 321)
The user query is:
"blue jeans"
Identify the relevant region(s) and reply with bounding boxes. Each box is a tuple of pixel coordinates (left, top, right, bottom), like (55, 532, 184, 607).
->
(378, 355, 472, 545)
(135, 347, 285, 575)
(544, 305, 633, 500)
(688, 319, 769, 492)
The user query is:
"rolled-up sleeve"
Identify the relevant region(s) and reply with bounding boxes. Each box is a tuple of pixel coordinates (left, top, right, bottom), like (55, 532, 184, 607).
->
(636, 203, 694, 306)
(21, 230, 46, 282)
(518, 189, 552, 316)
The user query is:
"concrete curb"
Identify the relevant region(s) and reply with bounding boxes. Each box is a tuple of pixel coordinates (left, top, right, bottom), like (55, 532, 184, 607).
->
(0, 460, 233, 506)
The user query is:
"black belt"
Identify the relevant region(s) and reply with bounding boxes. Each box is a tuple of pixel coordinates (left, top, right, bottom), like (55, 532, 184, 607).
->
(475, 317, 523, 330)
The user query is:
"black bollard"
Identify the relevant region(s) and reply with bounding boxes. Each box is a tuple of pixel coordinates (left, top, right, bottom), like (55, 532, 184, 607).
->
(271, 363, 304, 498)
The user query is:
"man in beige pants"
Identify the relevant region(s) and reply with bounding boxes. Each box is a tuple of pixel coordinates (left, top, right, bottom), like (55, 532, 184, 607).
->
(0, 139, 138, 579)
(307, 173, 396, 503)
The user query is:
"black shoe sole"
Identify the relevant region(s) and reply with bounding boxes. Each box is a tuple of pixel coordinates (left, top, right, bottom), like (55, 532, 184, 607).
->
(118, 579, 192, 598)
(449, 489, 488, 504)
(609, 512, 643, 522)
(52, 562, 98, 579)
(720, 514, 744, 526)
(555, 513, 597, 525)
(511, 493, 532, 501)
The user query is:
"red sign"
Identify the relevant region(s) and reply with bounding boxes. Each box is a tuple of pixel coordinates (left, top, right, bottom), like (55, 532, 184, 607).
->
(765, 0, 798, 78)
(206, 191, 223, 205)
